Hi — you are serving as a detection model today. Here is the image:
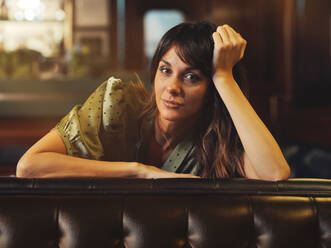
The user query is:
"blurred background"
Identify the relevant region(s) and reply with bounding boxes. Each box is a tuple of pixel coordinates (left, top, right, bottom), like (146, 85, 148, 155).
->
(0, 0, 330, 178)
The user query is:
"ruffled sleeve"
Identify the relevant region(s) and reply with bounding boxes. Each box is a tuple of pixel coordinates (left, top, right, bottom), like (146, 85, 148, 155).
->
(55, 77, 143, 161)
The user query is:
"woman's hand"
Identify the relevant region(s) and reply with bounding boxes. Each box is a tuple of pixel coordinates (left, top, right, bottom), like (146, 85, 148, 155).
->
(138, 163, 200, 179)
(212, 25, 247, 79)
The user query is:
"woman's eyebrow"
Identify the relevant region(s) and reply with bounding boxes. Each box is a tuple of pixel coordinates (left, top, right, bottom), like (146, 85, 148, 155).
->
(160, 59, 171, 65)
(160, 59, 198, 71)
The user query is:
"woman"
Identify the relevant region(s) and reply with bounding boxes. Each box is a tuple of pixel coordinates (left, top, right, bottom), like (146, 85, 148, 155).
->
(17, 22, 290, 180)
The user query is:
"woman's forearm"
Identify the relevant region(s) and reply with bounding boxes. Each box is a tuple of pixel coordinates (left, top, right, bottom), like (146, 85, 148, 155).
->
(213, 73, 290, 180)
(16, 152, 141, 178)
(17, 151, 199, 179)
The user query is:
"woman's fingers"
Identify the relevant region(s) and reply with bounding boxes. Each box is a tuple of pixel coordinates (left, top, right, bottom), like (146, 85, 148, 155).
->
(213, 24, 247, 74)
(218, 25, 246, 57)
(217, 26, 231, 46)
(225, 25, 241, 45)
(239, 40, 247, 59)
(212, 31, 222, 49)
(226, 26, 246, 60)
(225, 25, 247, 59)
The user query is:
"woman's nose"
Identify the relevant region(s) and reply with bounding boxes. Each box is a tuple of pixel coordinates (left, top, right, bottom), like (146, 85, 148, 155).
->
(166, 77, 181, 95)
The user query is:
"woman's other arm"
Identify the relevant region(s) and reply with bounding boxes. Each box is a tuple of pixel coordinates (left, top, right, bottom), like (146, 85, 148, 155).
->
(212, 25, 290, 181)
(16, 130, 197, 178)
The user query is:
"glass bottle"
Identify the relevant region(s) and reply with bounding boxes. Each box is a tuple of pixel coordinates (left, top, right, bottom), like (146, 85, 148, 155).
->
(0, 0, 8, 21)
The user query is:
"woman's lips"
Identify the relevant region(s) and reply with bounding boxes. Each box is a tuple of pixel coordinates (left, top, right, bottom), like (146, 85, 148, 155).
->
(162, 99, 183, 108)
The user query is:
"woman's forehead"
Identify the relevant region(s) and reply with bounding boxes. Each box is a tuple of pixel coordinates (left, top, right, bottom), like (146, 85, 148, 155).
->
(160, 46, 194, 68)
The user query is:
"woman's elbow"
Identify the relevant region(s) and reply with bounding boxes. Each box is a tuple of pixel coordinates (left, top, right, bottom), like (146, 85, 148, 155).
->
(16, 156, 36, 178)
(270, 162, 291, 181)
(281, 167, 291, 180)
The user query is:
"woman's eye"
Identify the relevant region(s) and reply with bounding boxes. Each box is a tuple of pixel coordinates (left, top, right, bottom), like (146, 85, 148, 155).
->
(159, 66, 171, 74)
(184, 73, 200, 82)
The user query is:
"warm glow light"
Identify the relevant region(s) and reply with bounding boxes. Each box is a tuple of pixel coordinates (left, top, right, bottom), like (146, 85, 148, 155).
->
(12, 0, 45, 21)
(55, 9, 65, 21)
(18, 0, 41, 10)
(7, 0, 63, 21)
(14, 11, 24, 21)
(1, 0, 65, 56)
(24, 9, 35, 21)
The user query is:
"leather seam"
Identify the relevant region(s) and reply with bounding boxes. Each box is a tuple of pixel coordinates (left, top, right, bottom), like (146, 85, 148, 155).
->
(310, 196, 321, 246)
(55, 199, 60, 248)
(248, 195, 256, 247)
(121, 196, 125, 247)
(186, 204, 190, 247)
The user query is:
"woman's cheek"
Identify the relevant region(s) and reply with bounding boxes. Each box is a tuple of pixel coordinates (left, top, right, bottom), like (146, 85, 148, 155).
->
(189, 88, 208, 112)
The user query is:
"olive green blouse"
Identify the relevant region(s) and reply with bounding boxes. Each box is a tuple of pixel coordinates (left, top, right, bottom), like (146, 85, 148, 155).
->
(55, 77, 201, 175)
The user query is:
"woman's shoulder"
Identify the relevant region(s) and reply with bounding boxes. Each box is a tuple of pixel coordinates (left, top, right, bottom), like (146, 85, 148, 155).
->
(54, 76, 149, 160)
(99, 76, 149, 105)
(84, 76, 148, 111)
(99, 76, 149, 131)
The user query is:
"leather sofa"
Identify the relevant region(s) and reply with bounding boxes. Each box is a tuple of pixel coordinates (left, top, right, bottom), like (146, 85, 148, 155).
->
(0, 177, 331, 248)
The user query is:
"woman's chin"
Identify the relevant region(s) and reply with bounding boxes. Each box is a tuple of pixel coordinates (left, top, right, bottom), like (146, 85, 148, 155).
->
(158, 111, 184, 123)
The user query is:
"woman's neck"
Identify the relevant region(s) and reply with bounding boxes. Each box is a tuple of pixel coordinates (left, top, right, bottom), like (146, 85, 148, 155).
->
(154, 114, 195, 151)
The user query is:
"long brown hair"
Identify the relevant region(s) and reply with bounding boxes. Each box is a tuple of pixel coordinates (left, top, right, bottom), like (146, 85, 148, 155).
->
(140, 21, 248, 178)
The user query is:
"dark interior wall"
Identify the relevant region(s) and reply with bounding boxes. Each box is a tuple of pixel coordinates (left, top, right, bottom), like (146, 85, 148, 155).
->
(293, 0, 331, 108)
(279, 0, 331, 146)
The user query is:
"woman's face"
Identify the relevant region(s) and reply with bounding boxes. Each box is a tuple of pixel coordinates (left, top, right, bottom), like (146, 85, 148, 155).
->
(154, 46, 209, 124)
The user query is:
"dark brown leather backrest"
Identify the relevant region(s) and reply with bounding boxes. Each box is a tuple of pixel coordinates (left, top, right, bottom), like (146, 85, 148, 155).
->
(0, 178, 331, 248)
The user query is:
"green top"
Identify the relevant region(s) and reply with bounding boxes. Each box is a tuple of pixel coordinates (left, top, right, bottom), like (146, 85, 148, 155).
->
(55, 77, 201, 175)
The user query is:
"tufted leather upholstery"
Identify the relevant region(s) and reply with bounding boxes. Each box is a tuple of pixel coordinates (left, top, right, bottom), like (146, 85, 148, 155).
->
(1, 177, 331, 248)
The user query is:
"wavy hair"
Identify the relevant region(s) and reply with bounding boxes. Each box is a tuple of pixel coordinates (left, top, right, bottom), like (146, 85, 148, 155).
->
(140, 21, 248, 178)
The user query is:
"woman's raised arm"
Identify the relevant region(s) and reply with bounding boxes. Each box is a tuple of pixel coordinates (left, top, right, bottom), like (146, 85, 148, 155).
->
(16, 130, 197, 178)
(212, 25, 290, 181)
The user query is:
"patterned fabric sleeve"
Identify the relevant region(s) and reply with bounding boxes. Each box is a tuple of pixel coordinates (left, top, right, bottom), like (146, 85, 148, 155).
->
(55, 77, 128, 160)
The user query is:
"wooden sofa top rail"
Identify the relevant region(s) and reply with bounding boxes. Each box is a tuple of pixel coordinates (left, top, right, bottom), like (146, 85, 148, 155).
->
(1, 177, 331, 196)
